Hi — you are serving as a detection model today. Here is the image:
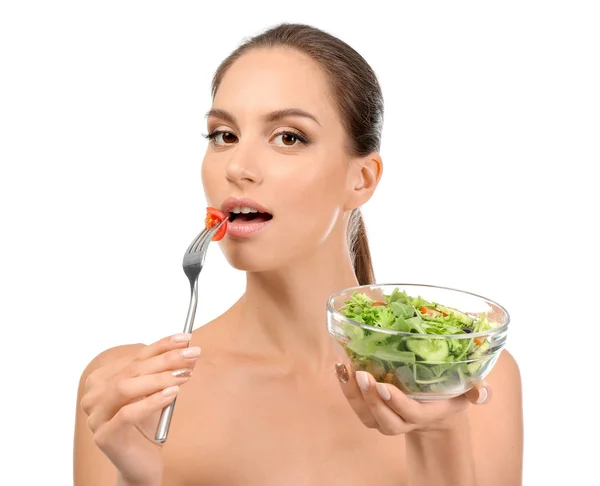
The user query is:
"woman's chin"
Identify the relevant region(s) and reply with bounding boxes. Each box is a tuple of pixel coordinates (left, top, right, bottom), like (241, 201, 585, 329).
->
(226, 260, 281, 274)
(221, 248, 282, 273)
(219, 229, 325, 273)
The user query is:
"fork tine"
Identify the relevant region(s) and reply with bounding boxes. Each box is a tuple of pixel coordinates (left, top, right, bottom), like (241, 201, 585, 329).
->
(191, 227, 212, 253)
(187, 229, 211, 255)
(187, 217, 228, 255)
(185, 231, 204, 255)
(193, 228, 213, 254)
(200, 234, 214, 255)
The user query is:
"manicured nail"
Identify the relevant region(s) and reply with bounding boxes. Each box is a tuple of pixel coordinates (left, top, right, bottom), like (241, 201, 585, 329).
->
(172, 369, 193, 378)
(376, 382, 391, 401)
(335, 363, 349, 384)
(476, 387, 488, 405)
(162, 385, 179, 397)
(172, 333, 192, 343)
(356, 371, 370, 392)
(181, 347, 201, 358)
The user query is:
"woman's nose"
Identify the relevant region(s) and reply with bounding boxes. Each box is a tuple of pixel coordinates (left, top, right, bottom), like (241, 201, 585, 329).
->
(224, 149, 263, 187)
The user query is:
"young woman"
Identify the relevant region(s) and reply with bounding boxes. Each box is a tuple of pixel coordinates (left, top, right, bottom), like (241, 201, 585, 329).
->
(74, 23, 523, 486)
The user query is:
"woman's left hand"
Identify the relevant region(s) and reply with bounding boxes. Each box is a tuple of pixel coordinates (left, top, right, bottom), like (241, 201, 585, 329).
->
(335, 362, 492, 434)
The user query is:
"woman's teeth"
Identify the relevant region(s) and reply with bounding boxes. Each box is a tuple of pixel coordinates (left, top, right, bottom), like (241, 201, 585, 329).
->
(230, 206, 258, 214)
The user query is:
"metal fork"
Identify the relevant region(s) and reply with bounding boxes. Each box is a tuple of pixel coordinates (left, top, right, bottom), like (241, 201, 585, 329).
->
(154, 216, 228, 443)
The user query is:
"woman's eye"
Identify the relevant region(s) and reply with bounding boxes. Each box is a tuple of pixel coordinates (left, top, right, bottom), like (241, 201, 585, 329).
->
(210, 131, 238, 145)
(206, 130, 307, 147)
(272, 132, 303, 147)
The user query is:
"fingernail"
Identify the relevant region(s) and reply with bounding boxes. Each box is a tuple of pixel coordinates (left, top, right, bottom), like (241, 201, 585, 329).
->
(162, 385, 179, 397)
(172, 369, 193, 378)
(181, 347, 201, 358)
(476, 387, 488, 405)
(376, 382, 391, 401)
(172, 333, 192, 343)
(335, 363, 349, 384)
(356, 371, 370, 392)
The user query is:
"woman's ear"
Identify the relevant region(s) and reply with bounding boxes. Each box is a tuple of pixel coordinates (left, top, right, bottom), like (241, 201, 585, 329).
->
(345, 152, 383, 210)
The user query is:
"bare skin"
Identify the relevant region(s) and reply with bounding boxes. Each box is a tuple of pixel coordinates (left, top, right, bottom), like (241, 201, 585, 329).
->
(74, 47, 523, 486)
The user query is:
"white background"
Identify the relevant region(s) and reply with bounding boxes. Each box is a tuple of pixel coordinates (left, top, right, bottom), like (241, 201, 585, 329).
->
(1, 1, 598, 484)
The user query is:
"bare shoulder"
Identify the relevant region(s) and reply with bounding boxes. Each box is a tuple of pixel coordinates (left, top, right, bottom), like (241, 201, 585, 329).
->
(87, 343, 145, 366)
(78, 343, 145, 386)
(496, 348, 520, 376)
(470, 348, 522, 413)
(486, 348, 522, 393)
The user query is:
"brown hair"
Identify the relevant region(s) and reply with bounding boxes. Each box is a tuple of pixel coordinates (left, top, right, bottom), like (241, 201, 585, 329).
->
(211, 23, 383, 285)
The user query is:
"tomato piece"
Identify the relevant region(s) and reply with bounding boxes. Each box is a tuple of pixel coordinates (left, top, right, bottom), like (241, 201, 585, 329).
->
(205, 207, 227, 241)
(474, 337, 486, 346)
(206, 207, 226, 222)
(372, 301, 386, 307)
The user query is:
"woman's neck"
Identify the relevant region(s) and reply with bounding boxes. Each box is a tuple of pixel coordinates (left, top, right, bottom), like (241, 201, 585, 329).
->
(233, 239, 359, 370)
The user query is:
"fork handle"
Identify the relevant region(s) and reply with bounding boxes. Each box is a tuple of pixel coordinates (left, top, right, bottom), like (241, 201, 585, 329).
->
(155, 277, 199, 443)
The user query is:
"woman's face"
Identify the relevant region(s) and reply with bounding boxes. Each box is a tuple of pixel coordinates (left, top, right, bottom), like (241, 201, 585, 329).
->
(202, 47, 360, 272)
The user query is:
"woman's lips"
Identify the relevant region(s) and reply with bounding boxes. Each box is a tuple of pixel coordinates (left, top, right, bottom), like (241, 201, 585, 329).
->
(227, 218, 272, 238)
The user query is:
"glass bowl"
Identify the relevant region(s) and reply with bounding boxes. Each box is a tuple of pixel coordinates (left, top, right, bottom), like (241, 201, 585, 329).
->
(327, 283, 510, 401)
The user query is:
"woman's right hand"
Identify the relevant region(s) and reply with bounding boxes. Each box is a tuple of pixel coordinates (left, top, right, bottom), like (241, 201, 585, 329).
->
(79, 333, 200, 485)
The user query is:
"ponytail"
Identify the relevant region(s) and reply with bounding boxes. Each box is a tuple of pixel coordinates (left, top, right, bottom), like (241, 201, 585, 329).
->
(348, 209, 375, 285)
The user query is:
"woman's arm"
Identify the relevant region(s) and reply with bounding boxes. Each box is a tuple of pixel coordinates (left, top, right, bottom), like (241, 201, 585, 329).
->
(74, 346, 133, 486)
(74, 344, 162, 486)
(336, 349, 523, 486)
(74, 333, 199, 486)
(468, 350, 523, 485)
(405, 412, 476, 486)
(404, 351, 523, 486)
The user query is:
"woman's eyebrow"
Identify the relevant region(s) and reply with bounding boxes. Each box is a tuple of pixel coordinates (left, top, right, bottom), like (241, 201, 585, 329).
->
(262, 109, 321, 126)
(205, 109, 237, 125)
(205, 108, 321, 126)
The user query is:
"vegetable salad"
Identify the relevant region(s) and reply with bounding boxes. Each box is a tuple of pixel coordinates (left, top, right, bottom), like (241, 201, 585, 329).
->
(339, 288, 497, 395)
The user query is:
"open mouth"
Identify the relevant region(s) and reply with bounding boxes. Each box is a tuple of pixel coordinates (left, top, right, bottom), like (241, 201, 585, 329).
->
(228, 208, 273, 224)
